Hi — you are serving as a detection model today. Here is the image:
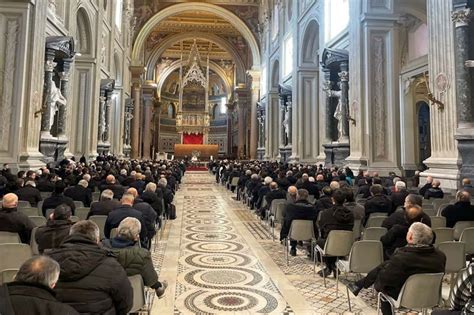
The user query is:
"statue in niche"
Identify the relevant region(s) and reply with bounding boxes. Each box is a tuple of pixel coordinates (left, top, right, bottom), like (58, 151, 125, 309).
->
(282, 106, 289, 146)
(324, 82, 343, 142)
(49, 80, 67, 132)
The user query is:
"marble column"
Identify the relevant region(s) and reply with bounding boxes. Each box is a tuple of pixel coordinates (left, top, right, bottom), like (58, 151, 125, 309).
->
(57, 58, 72, 138)
(104, 97, 112, 143)
(339, 62, 350, 143)
(237, 103, 246, 159)
(453, 2, 474, 182)
(322, 70, 333, 143)
(142, 98, 153, 159)
(226, 102, 236, 156)
(152, 101, 161, 159)
(280, 99, 287, 146)
(40, 49, 56, 138)
(97, 93, 106, 143)
(287, 98, 293, 146)
(131, 84, 141, 159)
(249, 71, 261, 159)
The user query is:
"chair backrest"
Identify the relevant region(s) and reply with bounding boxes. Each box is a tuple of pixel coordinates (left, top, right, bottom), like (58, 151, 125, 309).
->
(75, 207, 90, 221)
(0, 269, 18, 285)
(37, 200, 43, 211)
(19, 207, 40, 217)
(288, 220, 315, 241)
(437, 241, 465, 273)
(436, 203, 452, 216)
(0, 244, 32, 271)
(89, 215, 107, 239)
(73, 201, 84, 208)
(45, 208, 55, 219)
(366, 216, 386, 228)
(128, 275, 146, 313)
(231, 177, 239, 186)
(362, 227, 388, 241)
(40, 192, 51, 199)
(453, 221, 474, 240)
(398, 273, 444, 309)
(92, 192, 100, 201)
(433, 228, 454, 245)
(352, 219, 362, 240)
(17, 200, 31, 209)
(110, 228, 119, 239)
(429, 216, 446, 229)
(275, 201, 287, 223)
(369, 212, 388, 218)
(28, 216, 47, 227)
(270, 199, 286, 215)
(459, 227, 474, 255)
(0, 232, 20, 244)
(308, 195, 316, 204)
(30, 226, 39, 255)
(324, 230, 354, 257)
(349, 240, 383, 273)
(70, 216, 80, 223)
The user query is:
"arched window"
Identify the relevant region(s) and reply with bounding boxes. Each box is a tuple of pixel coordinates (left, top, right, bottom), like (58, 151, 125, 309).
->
(282, 34, 293, 77)
(76, 8, 92, 55)
(302, 20, 319, 65)
(168, 104, 175, 119)
(324, 0, 349, 42)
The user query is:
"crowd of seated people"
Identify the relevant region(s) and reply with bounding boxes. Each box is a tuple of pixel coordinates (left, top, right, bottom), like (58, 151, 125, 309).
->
(211, 160, 473, 315)
(0, 155, 185, 314)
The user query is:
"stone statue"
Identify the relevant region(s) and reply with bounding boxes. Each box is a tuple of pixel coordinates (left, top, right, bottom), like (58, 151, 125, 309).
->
(324, 84, 343, 142)
(49, 80, 67, 132)
(282, 106, 289, 145)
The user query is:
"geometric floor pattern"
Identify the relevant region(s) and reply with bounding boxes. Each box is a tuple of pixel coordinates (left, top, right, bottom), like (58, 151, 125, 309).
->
(152, 172, 378, 314)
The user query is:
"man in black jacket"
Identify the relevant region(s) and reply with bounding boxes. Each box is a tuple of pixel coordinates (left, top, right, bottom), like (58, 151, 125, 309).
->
(127, 187, 157, 246)
(280, 189, 318, 256)
(42, 181, 76, 216)
(64, 179, 92, 207)
(104, 193, 147, 243)
(382, 194, 431, 230)
(347, 222, 446, 315)
(317, 189, 354, 277)
(390, 181, 409, 212)
(48, 220, 133, 314)
(16, 180, 42, 207)
(364, 184, 392, 224)
(99, 175, 125, 200)
(424, 179, 444, 199)
(0, 193, 35, 243)
(442, 190, 474, 228)
(87, 189, 120, 218)
(36, 205, 73, 253)
(419, 176, 433, 197)
(297, 174, 320, 199)
(315, 186, 335, 212)
(6, 256, 79, 315)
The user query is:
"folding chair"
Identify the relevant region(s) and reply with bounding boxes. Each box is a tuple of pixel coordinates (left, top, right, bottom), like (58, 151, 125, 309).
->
(271, 200, 287, 241)
(0, 232, 20, 244)
(459, 227, 474, 256)
(19, 207, 40, 217)
(0, 269, 18, 285)
(377, 273, 444, 315)
(89, 215, 107, 240)
(453, 221, 474, 240)
(0, 244, 32, 271)
(128, 275, 153, 314)
(437, 241, 465, 300)
(314, 230, 353, 287)
(429, 216, 446, 229)
(75, 207, 90, 221)
(362, 227, 387, 241)
(365, 216, 386, 228)
(336, 240, 383, 309)
(352, 219, 362, 240)
(17, 201, 31, 208)
(73, 201, 84, 208)
(28, 216, 47, 227)
(70, 216, 80, 223)
(284, 220, 316, 266)
(30, 227, 40, 255)
(433, 228, 454, 245)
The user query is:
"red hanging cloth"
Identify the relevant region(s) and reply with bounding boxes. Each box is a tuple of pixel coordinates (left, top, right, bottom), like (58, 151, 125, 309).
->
(183, 133, 204, 145)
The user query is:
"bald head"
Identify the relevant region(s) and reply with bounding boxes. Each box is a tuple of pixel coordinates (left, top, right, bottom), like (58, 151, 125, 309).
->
(432, 180, 441, 188)
(426, 176, 433, 184)
(2, 193, 18, 208)
(126, 187, 138, 198)
(106, 175, 116, 184)
(462, 178, 471, 186)
(15, 256, 60, 289)
(121, 193, 135, 205)
(288, 186, 297, 195)
(405, 205, 423, 224)
(456, 190, 471, 203)
(270, 182, 278, 190)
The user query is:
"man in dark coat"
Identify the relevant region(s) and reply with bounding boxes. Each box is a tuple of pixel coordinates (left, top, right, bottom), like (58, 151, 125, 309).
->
(87, 189, 120, 218)
(390, 181, 409, 212)
(104, 193, 147, 243)
(364, 184, 392, 224)
(382, 194, 431, 230)
(36, 205, 73, 253)
(6, 256, 79, 315)
(141, 182, 164, 216)
(0, 193, 35, 243)
(419, 176, 433, 197)
(441, 190, 474, 228)
(356, 178, 371, 198)
(127, 188, 157, 244)
(263, 182, 287, 215)
(42, 181, 76, 216)
(315, 186, 334, 212)
(48, 220, 133, 314)
(101, 217, 167, 298)
(317, 189, 354, 276)
(347, 222, 446, 315)
(424, 179, 444, 199)
(279, 189, 318, 256)
(15, 180, 42, 207)
(99, 175, 125, 200)
(64, 179, 92, 207)
(297, 174, 320, 199)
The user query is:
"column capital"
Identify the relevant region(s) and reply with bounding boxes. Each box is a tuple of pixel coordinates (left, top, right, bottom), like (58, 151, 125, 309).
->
(130, 65, 146, 85)
(452, 8, 472, 27)
(247, 70, 261, 90)
(339, 71, 349, 82)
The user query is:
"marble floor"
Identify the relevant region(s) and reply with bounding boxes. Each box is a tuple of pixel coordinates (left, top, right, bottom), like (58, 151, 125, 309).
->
(151, 172, 379, 315)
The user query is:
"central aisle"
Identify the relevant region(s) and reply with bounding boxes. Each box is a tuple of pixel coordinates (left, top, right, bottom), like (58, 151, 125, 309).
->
(152, 172, 376, 315)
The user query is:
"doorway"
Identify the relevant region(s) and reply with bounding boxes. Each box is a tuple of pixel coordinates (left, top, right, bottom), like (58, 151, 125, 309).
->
(417, 101, 431, 168)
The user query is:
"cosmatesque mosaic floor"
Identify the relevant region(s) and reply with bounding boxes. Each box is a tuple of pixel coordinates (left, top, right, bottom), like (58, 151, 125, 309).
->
(151, 172, 379, 315)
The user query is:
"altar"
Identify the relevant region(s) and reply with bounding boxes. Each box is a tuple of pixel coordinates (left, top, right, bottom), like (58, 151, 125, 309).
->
(174, 144, 218, 160)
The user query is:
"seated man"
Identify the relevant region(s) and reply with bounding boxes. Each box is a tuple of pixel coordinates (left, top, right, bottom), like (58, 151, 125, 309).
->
(315, 186, 334, 212)
(261, 182, 286, 218)
(42, 181, 76, 216)
(390, 181, 409, 212)
(87, 189, 120, 218)
(64, 179, 92, 207)
(424, 179, 444, 199)
(342, 186, 365, 220)
(5, 256, 78, 314)
(102, 217, 168, 298)
(279, 189, 318, 256)
(364, 184, 392, 224)
(104, 193, 147, 243)
(318, 189, 354, 277)
(441, 190, 474, 228)
(99, 175, 125, 200)
(286, 186, 298, 205)
(382, 194, 431, 230)
(432, 262, 473, 315)
(16, 180, 42, 207)
(126, 187, 157, 246)
(347, 222, 446, 315)
(461, 178, 474, 195)
(48, 220, 133, 314)
(419, 175, 433, 197)
(0, 193, 35, 243)
(36, 205, 73, 253)
(256, 176, 272, 210)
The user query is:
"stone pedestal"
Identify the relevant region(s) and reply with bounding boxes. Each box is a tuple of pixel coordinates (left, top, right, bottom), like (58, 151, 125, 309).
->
(39, 138, 68, 164)
(97, 142, 111, 156)
(323, 143, 350, 167)
(279, 147, 292, 162)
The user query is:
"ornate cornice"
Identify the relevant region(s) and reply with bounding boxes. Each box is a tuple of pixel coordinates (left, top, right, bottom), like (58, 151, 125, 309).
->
(452, 8, 473, 27)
